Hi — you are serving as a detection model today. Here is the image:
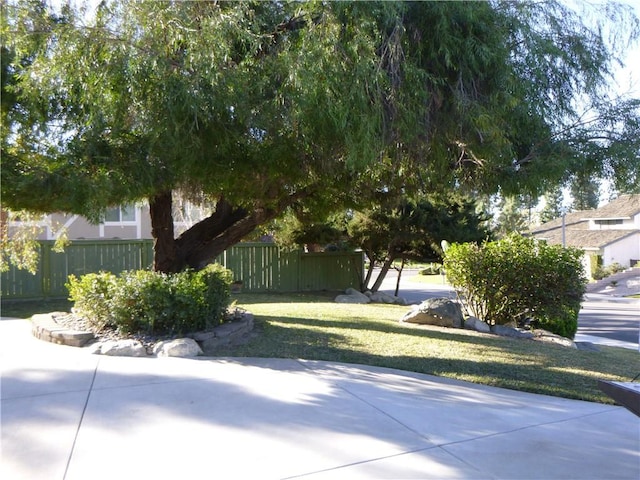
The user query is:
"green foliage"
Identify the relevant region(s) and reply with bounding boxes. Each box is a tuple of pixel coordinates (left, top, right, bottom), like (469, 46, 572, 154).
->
(2, 0, 639, 272)
(539, 186, 565, 224)
(66, 271, 118, 332)
(271, 210, 350, 251)
(444, 234, 587, 338)
(349, 194, 491, 264)
(592, 262, 626, 281)
(346, 193, 491, 291)
(66, 264, 232, 335)
(1, 210, 69, 274)
(492, 195, 533, 238)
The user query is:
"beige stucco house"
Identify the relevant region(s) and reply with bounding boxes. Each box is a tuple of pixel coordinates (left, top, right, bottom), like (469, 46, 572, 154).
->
(530, 194, 640, 274)
(6, 200, 208, 241)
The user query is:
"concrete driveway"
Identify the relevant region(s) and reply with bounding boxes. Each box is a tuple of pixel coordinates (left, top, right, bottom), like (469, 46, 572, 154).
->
(1, 317, 638, 480)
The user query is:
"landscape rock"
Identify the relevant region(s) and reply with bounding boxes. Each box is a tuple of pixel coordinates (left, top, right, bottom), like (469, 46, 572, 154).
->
(200, 314, 255, 354)
(368, 291, 408, 305)
(464, 316, 491, 333)
(92, 339, 148, 357)
(533, 329, 577, 348)
(335, 288, 371, 304)
(490, 324, 534, 339)
(400, 298, 463, 328)
(154, 338, 203, 357)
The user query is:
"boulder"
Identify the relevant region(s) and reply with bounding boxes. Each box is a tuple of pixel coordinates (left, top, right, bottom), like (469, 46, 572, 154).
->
(335, 288, 371, 304)
(200, 314, 255, 354)
(368, 291, 408, 305)
(400, 298, 463, 328)
(93, 339, 147, 356)
(154, 338, 203, 357)
(532, 329, 577, 348)
(464, 316, 491, 333)
(490, 324, 534, 339)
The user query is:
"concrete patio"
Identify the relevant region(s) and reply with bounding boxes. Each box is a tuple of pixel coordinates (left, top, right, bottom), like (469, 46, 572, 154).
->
(1, 317, 638, 479)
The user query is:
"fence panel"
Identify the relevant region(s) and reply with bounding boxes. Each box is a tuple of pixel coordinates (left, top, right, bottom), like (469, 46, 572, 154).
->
(1, 241, 363, 298)
(298, 252, 363, 291)
(1, 240, 154, 299)
(216, 244, 301, 292)
(0, 257, 45, 298)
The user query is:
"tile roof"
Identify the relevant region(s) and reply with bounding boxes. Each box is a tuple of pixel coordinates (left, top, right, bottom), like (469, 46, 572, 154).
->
(533, 228, 637, 249)
(581, 194, 640, 220)
(529, 194, 640, 249)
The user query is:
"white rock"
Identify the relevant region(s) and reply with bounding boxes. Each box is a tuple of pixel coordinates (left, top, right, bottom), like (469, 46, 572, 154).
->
(335, 294, 371, 304)
(490, 325, 534, 339)
(533, 329, 577, 348)
(369, 291, 399, 304)
(464, 316, 491, 333)
(335, 288, 371, 304)
(99, 339, 147, 357)
(154, 338, 203, 357)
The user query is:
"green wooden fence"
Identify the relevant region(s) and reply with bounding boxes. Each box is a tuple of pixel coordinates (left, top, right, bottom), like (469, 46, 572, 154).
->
(1, 241, 363, 299)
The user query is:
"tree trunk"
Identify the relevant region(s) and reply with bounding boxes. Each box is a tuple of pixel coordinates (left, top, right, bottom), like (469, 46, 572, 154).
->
(150, 191, 309, 273)
(394, 257, 405, 297)
(149, 191, 178, 273)
(361, 251, 378, 291)
(370, 255, 396, 292)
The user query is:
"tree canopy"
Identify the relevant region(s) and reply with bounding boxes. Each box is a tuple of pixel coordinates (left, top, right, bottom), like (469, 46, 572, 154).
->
(2, 0, 638, 272)
(347, 194, 492, 291)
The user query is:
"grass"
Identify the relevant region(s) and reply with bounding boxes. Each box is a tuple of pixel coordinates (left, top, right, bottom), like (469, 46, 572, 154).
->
(407, 273, 450, 285)
(3, 292, 637, 404)
(219, 292, 638, 405)
(2, 298, 72, 318)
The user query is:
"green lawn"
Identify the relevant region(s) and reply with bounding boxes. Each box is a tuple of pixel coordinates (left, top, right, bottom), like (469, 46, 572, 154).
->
(406, 273, 450, 285)
(219, 292, 638, 404)
(2, 298, 72, 319)
(3, 292, 637, 404)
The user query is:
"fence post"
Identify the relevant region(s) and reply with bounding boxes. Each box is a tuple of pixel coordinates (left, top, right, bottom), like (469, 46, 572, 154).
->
(41, 242, 52, 298)
(141, 240, 151, 269)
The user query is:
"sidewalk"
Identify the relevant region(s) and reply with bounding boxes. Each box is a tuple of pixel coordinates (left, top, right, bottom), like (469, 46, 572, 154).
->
(2, 317, 639, 480)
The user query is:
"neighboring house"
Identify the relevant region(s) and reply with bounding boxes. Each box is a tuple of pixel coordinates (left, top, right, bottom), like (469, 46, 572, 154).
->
(530, 194, 640, 275)
(6, 200, 209, 241)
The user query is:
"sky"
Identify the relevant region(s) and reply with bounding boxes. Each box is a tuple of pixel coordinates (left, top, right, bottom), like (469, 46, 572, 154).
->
(610, 0, 640, 97)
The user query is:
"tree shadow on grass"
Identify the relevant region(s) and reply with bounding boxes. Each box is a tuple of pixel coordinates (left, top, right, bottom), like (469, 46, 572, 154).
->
(1, 298, 72, 319)
(213, 314, 634, 404)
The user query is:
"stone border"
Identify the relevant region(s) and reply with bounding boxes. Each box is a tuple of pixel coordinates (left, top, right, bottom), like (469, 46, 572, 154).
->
(31, 313, 95, 347)
(30, 312, 255, 356)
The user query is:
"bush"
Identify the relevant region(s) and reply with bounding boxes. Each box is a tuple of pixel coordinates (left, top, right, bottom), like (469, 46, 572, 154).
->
(66, 271, 118, 332)
(67, 264, 233, 336)
(592, 262, 625, 280)
(443, 234, 587, 338)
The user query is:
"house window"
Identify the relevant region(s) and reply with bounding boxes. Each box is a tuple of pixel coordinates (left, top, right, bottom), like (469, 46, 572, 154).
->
(104, 205, 136, 223)
(595, 219, 623, 226)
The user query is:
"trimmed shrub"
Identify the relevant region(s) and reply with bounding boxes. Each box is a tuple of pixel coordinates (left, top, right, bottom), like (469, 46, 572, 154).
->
(592, 262, 625, 280)
(443, 234, 587, 338)
(66, 271, 118, 332)
(67, 264, 233, 336)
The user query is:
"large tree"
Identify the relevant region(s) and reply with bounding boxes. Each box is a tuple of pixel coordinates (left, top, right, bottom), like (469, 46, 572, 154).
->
(347, 195, 492, 292)
(2, 1, 638, 273)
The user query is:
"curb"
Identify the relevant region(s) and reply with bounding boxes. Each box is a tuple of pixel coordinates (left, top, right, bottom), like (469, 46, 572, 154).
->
(30, 311, 256, 355)
(31, 313, 95, 347)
